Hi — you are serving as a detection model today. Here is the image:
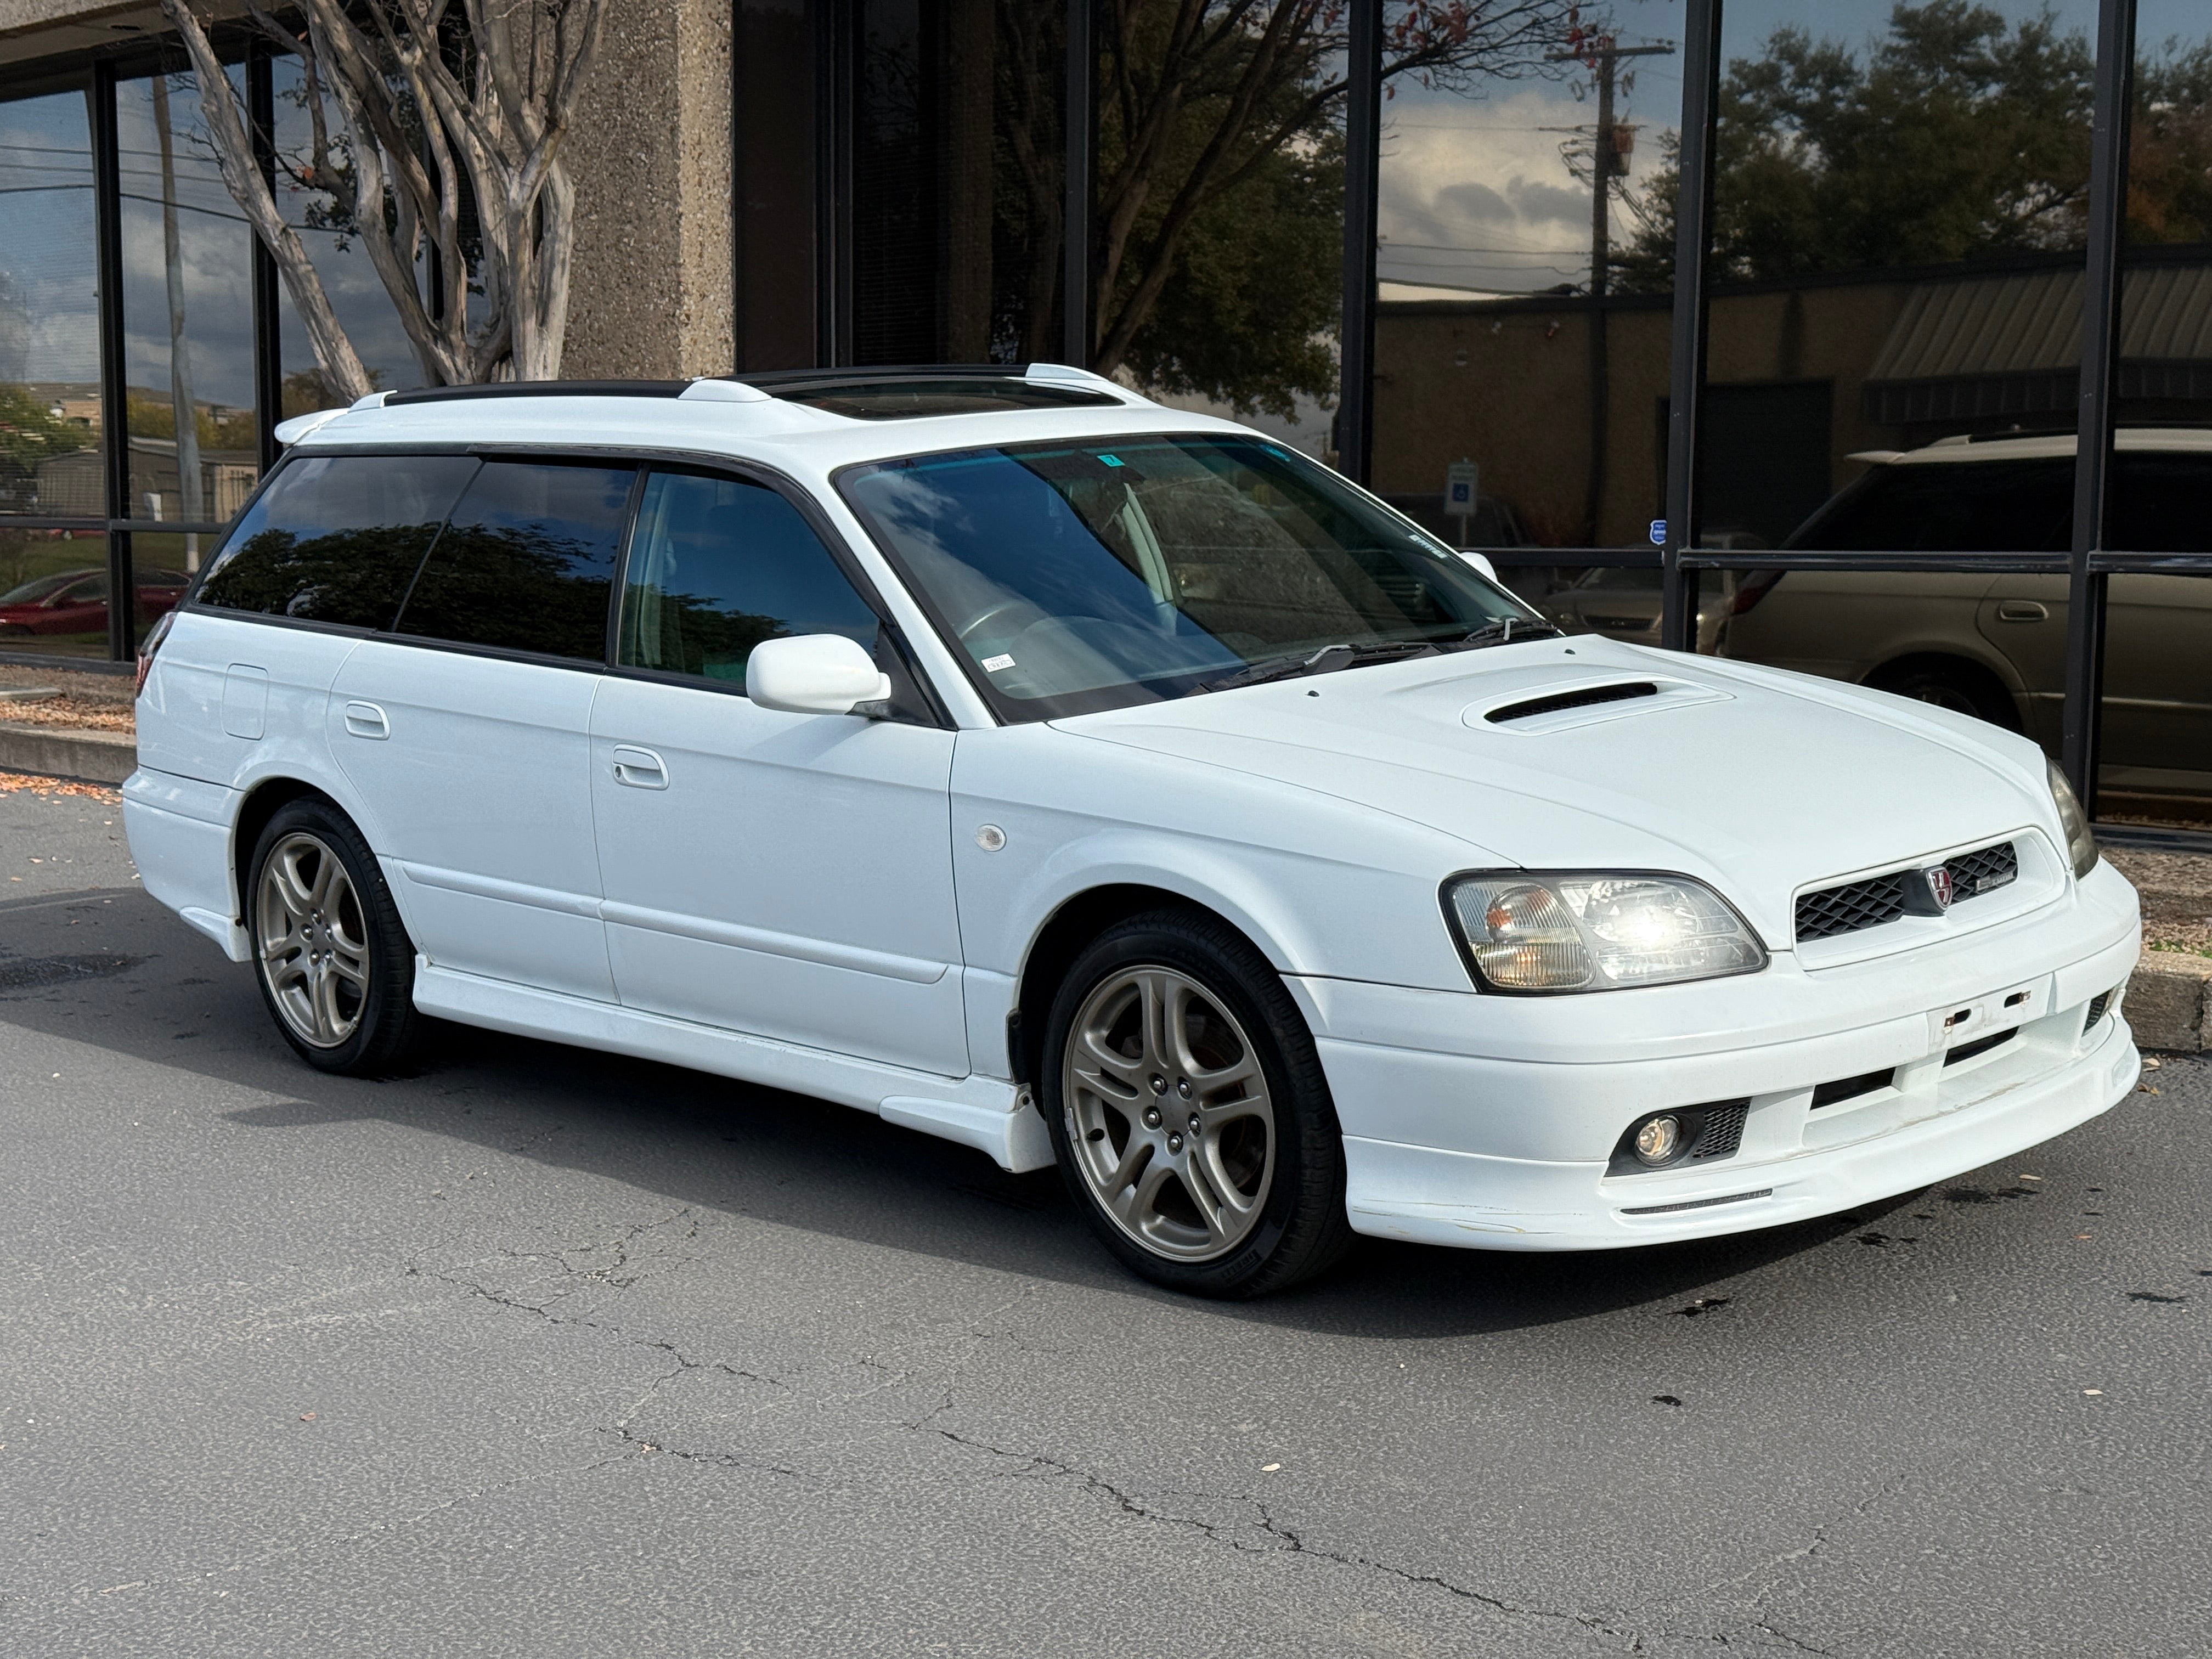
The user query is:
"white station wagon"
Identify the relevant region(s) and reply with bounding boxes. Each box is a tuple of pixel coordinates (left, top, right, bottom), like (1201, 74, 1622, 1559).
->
(124, 365, 2144, 1296)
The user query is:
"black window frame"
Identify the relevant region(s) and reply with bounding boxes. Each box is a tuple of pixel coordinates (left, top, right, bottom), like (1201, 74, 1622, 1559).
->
(172, 441, 955, 725)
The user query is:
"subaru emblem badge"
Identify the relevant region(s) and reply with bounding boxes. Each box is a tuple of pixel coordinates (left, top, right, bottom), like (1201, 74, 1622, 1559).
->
(1923, 866, 1955, 910)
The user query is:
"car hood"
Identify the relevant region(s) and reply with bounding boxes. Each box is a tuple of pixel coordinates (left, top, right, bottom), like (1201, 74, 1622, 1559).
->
(1053, 638, 2055, 947)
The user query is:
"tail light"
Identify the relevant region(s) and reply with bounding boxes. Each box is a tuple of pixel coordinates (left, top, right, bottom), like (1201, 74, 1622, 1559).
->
(135, 608, 176, 698)
(1731, 570, 1784, 614)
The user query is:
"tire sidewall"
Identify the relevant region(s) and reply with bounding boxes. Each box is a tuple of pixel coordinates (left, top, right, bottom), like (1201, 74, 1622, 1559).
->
(246, 799, 415, 1074)
(1040, 913, 1343, 1296)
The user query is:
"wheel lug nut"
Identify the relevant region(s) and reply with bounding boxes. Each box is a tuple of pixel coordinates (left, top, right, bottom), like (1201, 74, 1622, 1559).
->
(1150, 1075, 1167, 1094)
(1143, 1107, 1163, 1129)
(1176, 1079, 1192, 1098)
(1167, 1133, 1184, 1153)
(1188, 1113, 1201, 1133)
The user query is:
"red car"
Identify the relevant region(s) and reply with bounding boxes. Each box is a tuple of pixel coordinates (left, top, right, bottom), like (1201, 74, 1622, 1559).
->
(0, 567, 188, 637)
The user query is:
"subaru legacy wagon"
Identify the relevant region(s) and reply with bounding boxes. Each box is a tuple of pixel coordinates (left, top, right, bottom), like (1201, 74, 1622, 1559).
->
(123, 365, 2143, 1296)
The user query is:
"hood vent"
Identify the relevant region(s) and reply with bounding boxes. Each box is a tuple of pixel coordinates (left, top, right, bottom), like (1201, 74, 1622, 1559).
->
(1485, 681, 1659, 724)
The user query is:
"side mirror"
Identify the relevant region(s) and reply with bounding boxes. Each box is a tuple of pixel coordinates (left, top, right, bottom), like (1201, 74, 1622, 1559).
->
(1458, 550, 1499, 583)
(746, 633, 893, 716)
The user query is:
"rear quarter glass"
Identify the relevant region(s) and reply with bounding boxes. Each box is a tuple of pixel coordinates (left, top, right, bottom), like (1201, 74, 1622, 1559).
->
(195, 454, 482, 629)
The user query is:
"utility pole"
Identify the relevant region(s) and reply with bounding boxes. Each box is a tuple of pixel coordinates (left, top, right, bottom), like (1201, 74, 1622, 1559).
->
(1549, 36, 1673, 543)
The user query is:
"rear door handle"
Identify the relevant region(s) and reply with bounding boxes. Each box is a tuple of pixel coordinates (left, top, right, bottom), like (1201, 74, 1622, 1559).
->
(611, 745, 668, 789)
(1995, 600, 2049, 623)
(342, 701, 389, 740)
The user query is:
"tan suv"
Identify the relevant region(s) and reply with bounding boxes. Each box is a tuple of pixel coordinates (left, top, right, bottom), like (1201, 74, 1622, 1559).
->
(1722, 429, 2212, 813)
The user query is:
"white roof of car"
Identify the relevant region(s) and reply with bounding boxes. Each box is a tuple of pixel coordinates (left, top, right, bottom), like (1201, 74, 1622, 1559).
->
(273, 363, 1254, 479)
(1848, 426, 2212, 466)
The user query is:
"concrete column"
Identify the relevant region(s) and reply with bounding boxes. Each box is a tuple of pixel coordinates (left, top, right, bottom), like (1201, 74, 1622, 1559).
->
(563, 0, 735, 379)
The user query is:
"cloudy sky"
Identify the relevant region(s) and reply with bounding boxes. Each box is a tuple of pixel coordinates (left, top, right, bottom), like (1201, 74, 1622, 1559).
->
(1371, 0, 2154, 302)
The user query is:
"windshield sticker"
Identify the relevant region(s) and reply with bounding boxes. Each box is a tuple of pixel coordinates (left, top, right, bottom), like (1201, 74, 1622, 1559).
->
(1099, 454, 1124, 467)
(981, 653, 1017, 672)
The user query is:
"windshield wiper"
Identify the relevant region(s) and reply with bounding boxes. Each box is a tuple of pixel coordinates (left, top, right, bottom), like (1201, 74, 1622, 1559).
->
(1444, 616, 1564, 651)
(1200, 638, 1437, 693)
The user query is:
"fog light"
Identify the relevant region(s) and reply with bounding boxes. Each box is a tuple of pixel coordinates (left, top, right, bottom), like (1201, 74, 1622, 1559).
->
(1633, 1115, 1682, 1165)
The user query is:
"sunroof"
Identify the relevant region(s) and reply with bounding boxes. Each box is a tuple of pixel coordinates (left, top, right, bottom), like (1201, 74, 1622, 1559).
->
(768, 377, 1122, 420)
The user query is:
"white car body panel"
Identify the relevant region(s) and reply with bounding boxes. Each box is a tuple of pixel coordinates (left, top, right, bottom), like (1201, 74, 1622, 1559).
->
(123, 382, 2143, 1247)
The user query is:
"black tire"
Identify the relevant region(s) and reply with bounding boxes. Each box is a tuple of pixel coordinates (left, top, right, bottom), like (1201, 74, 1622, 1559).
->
(245, 797, 427, 1075)
(1869, 659, 2022, 731)
(1040, 908, 1352, 1297)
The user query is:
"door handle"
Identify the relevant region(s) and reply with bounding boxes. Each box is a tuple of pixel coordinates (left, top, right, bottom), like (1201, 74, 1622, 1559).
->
(1995, 600, 2049, 623)
(611, 745, 669, 789)
(342, 701, 389, 740)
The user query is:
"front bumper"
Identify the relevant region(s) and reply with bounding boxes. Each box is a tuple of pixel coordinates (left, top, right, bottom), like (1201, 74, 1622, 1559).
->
(1295, 861, 2142, 1251)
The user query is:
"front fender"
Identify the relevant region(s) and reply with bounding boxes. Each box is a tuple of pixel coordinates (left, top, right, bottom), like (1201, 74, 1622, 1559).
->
(950, 724, 1479, 993)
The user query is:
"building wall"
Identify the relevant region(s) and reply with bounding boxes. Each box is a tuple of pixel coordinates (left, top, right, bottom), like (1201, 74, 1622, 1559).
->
(563, 0, 734, 379)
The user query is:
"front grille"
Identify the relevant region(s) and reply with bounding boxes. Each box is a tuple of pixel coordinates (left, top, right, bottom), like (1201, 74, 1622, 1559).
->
(1945, 840, 2019, 900)
(1795, 871, 1910, 941)
(1795, 838, 2020, 944)
(1943, 1028, 2018, 1066)
(1812, 1067, 1895, 1109)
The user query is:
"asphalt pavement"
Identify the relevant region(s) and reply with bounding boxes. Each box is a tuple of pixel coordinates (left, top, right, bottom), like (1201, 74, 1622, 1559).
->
(2, 780, 2208, 1657)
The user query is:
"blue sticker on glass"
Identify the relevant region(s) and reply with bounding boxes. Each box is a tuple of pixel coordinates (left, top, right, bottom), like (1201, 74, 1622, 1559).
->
(1099, 454, 1125, 468)
(1648, 518, 1667, 546)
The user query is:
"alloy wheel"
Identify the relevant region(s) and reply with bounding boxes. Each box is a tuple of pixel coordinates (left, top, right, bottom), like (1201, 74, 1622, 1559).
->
(255, 831, 371, 1048)
(1062, 965, 1277, 1262)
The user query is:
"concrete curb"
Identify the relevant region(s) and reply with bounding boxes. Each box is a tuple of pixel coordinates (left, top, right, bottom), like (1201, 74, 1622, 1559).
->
(2127, 950, 2212, 1053)
(0, 721, 136, 787)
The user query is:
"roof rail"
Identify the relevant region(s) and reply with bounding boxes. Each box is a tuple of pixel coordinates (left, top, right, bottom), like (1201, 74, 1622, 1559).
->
(381, 380, 689, 405)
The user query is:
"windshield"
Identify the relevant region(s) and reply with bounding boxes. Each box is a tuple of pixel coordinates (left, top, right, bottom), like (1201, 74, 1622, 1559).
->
(838, 434, 1538, 719)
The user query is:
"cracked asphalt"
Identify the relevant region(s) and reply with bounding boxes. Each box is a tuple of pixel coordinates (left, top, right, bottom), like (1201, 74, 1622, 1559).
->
(4, 787, 2210, 1657)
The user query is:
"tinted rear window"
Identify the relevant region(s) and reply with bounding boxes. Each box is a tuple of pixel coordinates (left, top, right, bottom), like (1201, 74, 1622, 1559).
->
(195, 455, 479, 628)
(393, 461, 635, 660)
(1787, 457, 2072, 552)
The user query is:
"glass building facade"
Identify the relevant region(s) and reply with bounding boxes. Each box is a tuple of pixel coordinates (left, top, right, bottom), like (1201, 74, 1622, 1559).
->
(0, 0, 2204, 820)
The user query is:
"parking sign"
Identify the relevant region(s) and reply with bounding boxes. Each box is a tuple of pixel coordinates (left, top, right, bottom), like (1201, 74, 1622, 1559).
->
(1444, 461, 1479, 514)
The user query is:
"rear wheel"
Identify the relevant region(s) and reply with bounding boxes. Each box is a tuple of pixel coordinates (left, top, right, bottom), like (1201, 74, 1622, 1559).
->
(247, 799, 426, 1075)
(1869, 658, 2021, 730)
(1042, 910, 1351, 1297)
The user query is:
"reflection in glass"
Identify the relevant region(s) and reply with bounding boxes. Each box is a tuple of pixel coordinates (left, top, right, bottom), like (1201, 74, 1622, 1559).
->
(1092, 5, 1342, 455)
(119, 69, 259, 572)
(269, 52, 430, 409)
(0, 88, 108, 656)
(619, 472, 880, 681)
(851, 0, 1063, 365)
(1696, 0, 2096, 560)
(396, 462, 633, 659)
(736, 0, 816, 370)
(1372, 0, 1681, 556)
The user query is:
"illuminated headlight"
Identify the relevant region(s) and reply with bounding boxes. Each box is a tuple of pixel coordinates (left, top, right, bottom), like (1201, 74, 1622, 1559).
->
(1442, 872, 1769, 993)
(2046, 758, 2098, 879)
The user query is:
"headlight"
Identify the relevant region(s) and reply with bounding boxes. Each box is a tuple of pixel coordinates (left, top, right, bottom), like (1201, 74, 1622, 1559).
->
(2045, 759, 2098, 880)
(1442, 872, 1769, 993)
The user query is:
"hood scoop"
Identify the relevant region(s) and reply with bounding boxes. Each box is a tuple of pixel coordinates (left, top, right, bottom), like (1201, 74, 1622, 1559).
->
(1465, 672, 1731, 735)
(1485, 680, 1658, 724)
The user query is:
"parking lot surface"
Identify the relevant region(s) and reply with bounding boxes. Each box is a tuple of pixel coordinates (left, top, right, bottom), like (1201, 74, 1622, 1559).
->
(3, 787, 2208, 1658)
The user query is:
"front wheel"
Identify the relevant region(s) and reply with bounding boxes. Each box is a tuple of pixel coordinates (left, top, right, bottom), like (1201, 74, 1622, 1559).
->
(247, 798, 426, 1075)
(1041, 910, 1352, 1297)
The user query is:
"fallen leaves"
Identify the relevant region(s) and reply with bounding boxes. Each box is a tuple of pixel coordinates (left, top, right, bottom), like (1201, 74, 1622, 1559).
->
(0, 772, 121, 802)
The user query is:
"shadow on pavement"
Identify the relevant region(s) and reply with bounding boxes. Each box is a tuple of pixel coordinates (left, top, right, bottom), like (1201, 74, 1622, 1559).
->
(3, 886, 1917, 1340)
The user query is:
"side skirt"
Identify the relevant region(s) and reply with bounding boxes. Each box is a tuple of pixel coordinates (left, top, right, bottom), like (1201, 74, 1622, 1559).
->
(411, 961, 1055, 1173)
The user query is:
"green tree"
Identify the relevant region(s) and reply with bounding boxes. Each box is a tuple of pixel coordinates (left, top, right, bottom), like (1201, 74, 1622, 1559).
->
(1618, 0, 2098, 287)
